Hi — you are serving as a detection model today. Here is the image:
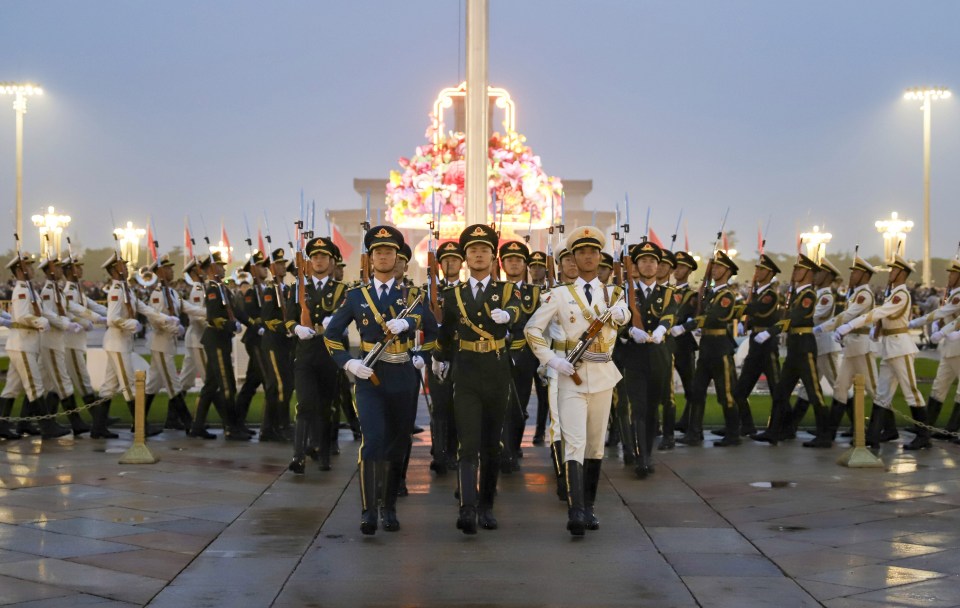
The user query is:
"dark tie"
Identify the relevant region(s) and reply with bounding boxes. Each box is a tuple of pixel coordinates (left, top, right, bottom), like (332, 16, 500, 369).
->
(584, 283, 592, 305)
(475, 282, 484, 300)
(380, 283, 389, 302)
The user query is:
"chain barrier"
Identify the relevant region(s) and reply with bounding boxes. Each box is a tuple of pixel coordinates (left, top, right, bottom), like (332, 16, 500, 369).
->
(0, 395, 113, 423)
(888, 407, 960, 441)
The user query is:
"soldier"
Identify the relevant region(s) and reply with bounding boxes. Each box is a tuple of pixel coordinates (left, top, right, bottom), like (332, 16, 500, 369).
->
(752, 254, 825, 446)
(834, 254, 929, 449)
(674, 250, 741, 447)
(791, 257, 842, 438)
(527, 250, 551, 445)
(178, 257, 208, 398)
(728, 254, 782, 438)
(37, 255, 87, 436)
(655, 249, 678, 449)
(100, 252, 176, 437)
(598, 251, 615, 285)
(191, 252, 251, 441)
(930, 310, 960, 443)
(815, 256, 879, 440)
(61, 255, 114, 438)
(671, 251, 699, 435)
(324, 225, 425, 534)
(143, 255, 193, 433)
(0, 254, 60, 439)
(525, 226, 629, 535)
(258, 248, 295, 442)
(234, 252, 270, 436)
(499, 239, 541, 474)
(286, 237, 346, 473)
(433, 224, 521, 534)
(329, 244, 362, 452)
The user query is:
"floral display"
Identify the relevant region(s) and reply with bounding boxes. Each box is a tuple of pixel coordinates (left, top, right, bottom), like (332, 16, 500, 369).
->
(385, 114, 563, 232)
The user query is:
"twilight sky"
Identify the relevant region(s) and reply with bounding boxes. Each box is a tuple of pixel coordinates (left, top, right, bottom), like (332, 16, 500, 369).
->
(1, 0, 958, 261)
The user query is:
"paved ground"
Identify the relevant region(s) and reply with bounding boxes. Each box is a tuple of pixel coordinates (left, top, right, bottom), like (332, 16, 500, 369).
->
(2, 402, 960, 607)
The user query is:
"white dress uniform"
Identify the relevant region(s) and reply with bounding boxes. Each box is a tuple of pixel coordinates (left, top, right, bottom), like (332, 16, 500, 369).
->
(0, 280, 49, 402)
(841, 283, 923, 410)
(179, 280, 208, 390)
(525, 277, 629, 463)
(100, 278, 170, 401)
(62, 279, 107, 397)
(819, 283, 879, 400)
(38, 278, 83, 399)
(917, 286, 960, 406)
(145, 282, 184, 396)
(798, 286, 841, 402)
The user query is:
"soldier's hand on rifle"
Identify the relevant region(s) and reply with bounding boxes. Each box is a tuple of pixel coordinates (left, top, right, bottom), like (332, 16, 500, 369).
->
(813, 324, 824, 336)
(33, 317, 51, 332)
(257, 327, 265, 336)
(386, 318, 409, 334)
(412, 355, 425, 370)
(120, 318, 138, 333)
(431, 359, 448, 380)
(651, 326, 667, 344)
(80, 319, 94, 331)
(670, 325, 685, 337)
(547, 356, 575, 376)
(95, 314, 107, 325)
(753, 330, 771, 344)
(908, 317, 925, 330)
(0, 316, 10, 328)
(345, 359, 374, 380)
(66, 322, 84, 334)
(490, 309, 510, 325)
(294, 324, 317, 340)
(234, 321, 243, 334)
(322, 316, 332, 330)
(629, 327, 650, 344)
(947, 330, 960, 342)
(609, 306, 628, 326)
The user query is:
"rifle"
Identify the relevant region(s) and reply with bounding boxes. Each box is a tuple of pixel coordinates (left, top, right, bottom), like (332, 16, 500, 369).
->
(362, 292, 423, 386)
(493, 190, 503, 280)
(695, 207, 730, 317)
(360, 191, 371, 286)
(295, 220, 311, 327)
(14, 232, 42, 317)
(624, 253, 642, 329)
(426, 197, 441, 320)
(109, 212, 138, 321)
(566, 292, 625, 385)
(546, 192, 557, 287)
(611, 204, 622, 286)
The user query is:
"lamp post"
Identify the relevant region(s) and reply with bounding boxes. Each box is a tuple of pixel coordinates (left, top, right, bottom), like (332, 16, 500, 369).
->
(904, 86, 951, 285)
(0, 83, 44, 240)
(31, 205, 71, 258)
(875, 211, 913, 265)
(114, 221, 146, 269)
(464, 0, 489, 225)
(799, 225, 832, 263)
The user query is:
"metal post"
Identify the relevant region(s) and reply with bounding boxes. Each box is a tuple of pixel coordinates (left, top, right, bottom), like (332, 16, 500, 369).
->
(837, 374, 883, 468)
(464, 0, 489, 226)
(922, 96, 931, 286)
(120, 370, 158, 464)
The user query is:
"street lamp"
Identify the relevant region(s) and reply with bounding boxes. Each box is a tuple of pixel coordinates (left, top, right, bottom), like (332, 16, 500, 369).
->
(904, 86, 951, 285)
(0, 82, 44, 241)
(875, 211, 913, 264)
(31, 205, 71, 258)
(799, 225, 832, 263)
(113, 221, 146, 269)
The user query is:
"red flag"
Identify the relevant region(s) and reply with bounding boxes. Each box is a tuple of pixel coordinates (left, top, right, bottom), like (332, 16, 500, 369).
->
(758, 222, 764, 255)
(796, 232, 802, 254)
(722, 232, 729, 252)
(184, 221, 194, 260)
(332, 223, 353, 261)
(146, 221, 158, 262)
(258, 228, 266, 255)
(648, 227, 664, 248)
(683, 221, 690, 252)
(221, 222, 231, 263)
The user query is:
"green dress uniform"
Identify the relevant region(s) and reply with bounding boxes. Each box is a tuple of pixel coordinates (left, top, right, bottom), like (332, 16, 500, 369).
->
(671, 251, 700, 434)
(426, 270, 462, 474)
(235, 253, 269, 434)
(258, 249, 295, 441)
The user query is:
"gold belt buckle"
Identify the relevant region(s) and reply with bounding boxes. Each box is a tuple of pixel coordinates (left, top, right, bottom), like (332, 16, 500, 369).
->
(475, 340, 491, 353)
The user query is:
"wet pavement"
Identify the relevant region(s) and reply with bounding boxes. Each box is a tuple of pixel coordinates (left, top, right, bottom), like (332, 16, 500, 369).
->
(1, 401, 960, 607)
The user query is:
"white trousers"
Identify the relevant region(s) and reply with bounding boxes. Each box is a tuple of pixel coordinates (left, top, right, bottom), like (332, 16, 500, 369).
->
(930, 355, 960, 404)
(40, 347, 74, 399)
(557, 386, 614, 463)
(832, 353, 878, 402)
(65, 347, 95, 396)
(100, 351, 136, 402)
(179, 345, 206, 390)
(1, 350, 44, 402)
(874, 355, 923, 410)
(147, 351, 183, 396)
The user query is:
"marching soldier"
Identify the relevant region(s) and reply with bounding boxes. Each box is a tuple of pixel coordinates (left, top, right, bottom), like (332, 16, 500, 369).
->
(909, 259, 960, 437)
(655, 249, 679, 449)
(234, 252, 270, 436)
(728, 254, 782, 438)
(834, 254, 929, 449)
(930, 308, 960, 443)
(329, 244, 362, 452)
(324, 225, 425, 535)
(433, 224, 522, 534)
(0, 254, 60, 439)
(100, 252, 176, 437)
(671, 251, 699, 435)
(61, 255, 114, 438)
(815, 255, 879, 440)
(37, 255, 87, 435)
(752, 254, 825, 446)
(525, 226, 629, 535)
(178, 257, 208, 397)
(527, 250, 551, 445)
(598, 251, 615, 285)
(143, 255, 193, 433)
(258, 248, 295, 441)
(286, 237, 346, 473)
(674, 250, 741, 447)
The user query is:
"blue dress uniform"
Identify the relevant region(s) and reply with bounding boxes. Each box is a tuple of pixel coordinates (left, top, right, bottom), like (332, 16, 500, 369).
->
(324, 225, 424, 535)
(258, 248, 295, 442)
(286, 237, 347, 474)
(435, 224, 522, 535)
(672, 252, 700, 434)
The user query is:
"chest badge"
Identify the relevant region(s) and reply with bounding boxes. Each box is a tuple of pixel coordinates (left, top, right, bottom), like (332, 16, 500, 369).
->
(362, 318, 369, 326)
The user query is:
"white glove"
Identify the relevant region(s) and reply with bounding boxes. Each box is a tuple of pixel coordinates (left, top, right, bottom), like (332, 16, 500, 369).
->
(670, 325, 686, 337)
(412, 355, 425, 370)
(80, 319, 94, 331)
(66, 322, 84, 334)
(257, 327, 265, 336)
(177, 324, 186, 338)
(869, 326, 879, 341)
(932, 321, 941, 334)
(693, 328, 702, 339)
(322, 316, 332, 330)
(651, 325, 667, 344)
(931, 331, 945, 344)
(908, 317, 924, 329)
(0, 311, 10, 320)
(294, 324, 317, 340)
(833, 330, 845, 344)
(0, 317, 11, 328)
(345, 359, 374, 380)
(386, 318, 409, 334)
(629, 327, 650, 344)
(547, 356, 575, 377)
(947, 330, 960, 342)
(813, 324, 824, 336)
(609, 306, 628, 326)
(431, 359, 449, 380)
(167, 314, 180, 326)
(753, 330, 771, 344)
(120, 318, 138, 333)
(490, 308, 510, 324)
(537, 365, 548, 380)
(234, 321, 244, 334)
(95, 314, 107, 325)
(35, 317, 50, 332)
(836, 323, 853, 337)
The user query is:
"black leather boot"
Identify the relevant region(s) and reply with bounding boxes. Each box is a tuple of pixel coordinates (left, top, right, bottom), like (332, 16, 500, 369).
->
(865, 406, 884, 448)
(128, 398, 162, 437)
(89, 396, 119, 439)
(40, 394, 70, 439)
(478, 457, 499, 530)
(659, 401, 676, 450)
(713, 404, 742, 447)
(0, 397, 21, 440)
(380, 461, 402, 531)
(287, 418, 308, 474)
(551, 441, 567, 501)
(429, 419, 448, 475)
(753, 399, 787, 446)
(172, 393, 193, 432)
(826, 399, 848, 441)
(62, 394, 90, 435)
(675, 402, 690, 434)
(17, 399, 42, 436)
(677, 400, 704, 446)
(396, 443, 411, 495)
(456, 461, 479, 535)
(802, 404, 833, 448)
(359, 459, 379, 535)
(163, 393, 183, 429)
(565, 460, 586, 537)
(789, 398, 809, 438)
(633, 415, 652, 478)
(584, 458, 602, 531)
(738, 397, 757, 437)
(879, 407, 900, 442)
(189, 394, 216, 439)
(903, 407, 932, 450)
(926, 398, 947, 439)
